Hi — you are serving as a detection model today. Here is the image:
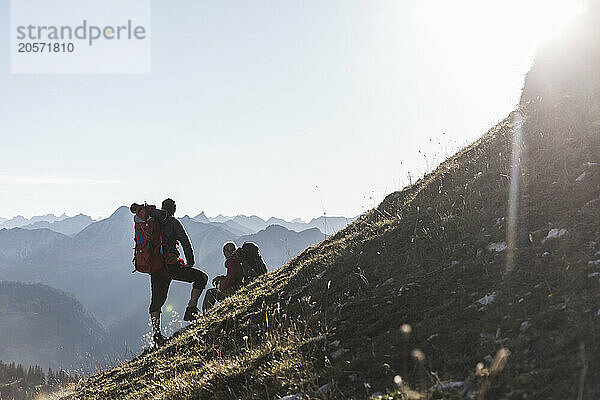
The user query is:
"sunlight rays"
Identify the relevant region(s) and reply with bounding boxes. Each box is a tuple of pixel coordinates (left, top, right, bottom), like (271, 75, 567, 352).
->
(505, 110, 523, 275)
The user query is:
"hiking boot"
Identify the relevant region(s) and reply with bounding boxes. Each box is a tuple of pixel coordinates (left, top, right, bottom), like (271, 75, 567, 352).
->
(153, 332, 166, 348)
(188, 288, 203, 309)
(184, 306, 199, 322)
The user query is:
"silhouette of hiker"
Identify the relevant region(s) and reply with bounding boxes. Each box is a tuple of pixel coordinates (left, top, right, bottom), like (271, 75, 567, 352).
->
(236, 242, 268, 285)
(202, 242, 243, 312)
(150, 198, 208, 347)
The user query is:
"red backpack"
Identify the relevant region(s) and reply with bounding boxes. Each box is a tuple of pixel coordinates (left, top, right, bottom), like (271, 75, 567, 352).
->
(132, 204, 166, 274)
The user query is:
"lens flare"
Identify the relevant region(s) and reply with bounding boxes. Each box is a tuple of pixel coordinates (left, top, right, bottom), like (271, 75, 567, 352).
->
(505, 111, 524, 275)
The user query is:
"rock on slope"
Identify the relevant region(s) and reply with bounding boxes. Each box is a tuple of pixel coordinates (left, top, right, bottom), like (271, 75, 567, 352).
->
(70, 12, 599, 400)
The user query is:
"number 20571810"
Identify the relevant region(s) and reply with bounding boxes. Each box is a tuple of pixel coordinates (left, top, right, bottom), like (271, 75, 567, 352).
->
(18, 43, 74, 53)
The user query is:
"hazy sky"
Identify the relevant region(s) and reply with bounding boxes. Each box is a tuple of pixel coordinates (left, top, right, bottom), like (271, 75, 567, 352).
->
(0, 0, 583, 221)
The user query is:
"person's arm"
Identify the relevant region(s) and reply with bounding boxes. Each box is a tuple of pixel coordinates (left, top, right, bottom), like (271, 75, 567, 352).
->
(213, 275, 226, 287)
(174, 219, 195, 266)
(220, 259, 242, 291)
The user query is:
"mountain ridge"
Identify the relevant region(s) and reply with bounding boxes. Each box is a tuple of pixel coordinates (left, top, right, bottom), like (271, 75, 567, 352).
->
(0, 281, 112, 372)
(21, 214, 95, 237)
(0, 210, 355, 237)
(0, 213, 70, 230)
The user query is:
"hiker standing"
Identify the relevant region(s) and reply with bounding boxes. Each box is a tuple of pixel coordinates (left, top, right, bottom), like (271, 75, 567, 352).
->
(148, 198, 208, 346)
(202, 242, 243, 312)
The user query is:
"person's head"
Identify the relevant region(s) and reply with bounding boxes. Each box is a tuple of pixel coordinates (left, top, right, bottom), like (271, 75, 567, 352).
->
(234, 247, 246, 262)
(162, 198, 176, 217)
(223, 242, 237, 259)
(241, 242, 258, 261)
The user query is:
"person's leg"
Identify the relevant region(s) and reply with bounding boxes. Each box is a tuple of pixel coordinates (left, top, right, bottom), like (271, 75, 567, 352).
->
(169, 264, 208, 289)
(202, 288, 215, 313)
(168, 263, 208, 320)
(149, 269, 172, 314)
(149, 269, 171, 346)
(169, 264, 208, 303)
(202, 288, 227, 313)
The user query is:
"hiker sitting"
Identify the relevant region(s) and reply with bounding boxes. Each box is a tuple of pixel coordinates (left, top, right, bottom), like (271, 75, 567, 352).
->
(149, 198, 208, 347)
(236, 242, 268, 285)
(202, 242, 243, 312)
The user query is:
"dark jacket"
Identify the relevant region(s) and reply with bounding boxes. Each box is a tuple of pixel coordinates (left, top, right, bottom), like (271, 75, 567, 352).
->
(220, 257, 243, 292)
(162, 216, 195, 266)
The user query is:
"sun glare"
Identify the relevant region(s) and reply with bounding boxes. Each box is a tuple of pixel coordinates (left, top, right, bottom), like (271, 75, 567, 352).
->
(420, 0, 585, 53)
(413, 0, 585, 119)
(520, 0, 585, 46)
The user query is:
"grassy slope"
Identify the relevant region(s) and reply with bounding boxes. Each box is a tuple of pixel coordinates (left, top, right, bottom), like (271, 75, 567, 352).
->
(70, 14, 600, 400)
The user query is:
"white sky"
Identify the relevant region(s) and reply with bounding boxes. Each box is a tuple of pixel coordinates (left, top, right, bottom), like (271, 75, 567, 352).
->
(0, 0, 583, 220)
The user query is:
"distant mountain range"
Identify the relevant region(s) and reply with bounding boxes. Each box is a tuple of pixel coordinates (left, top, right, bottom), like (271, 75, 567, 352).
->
(0, 213, 95, 236)
(0, 228, 70, 267)
(0, 281, 111, 371)
(199, 213, 357, 235)
(0, 213, 70, 230)
(0, 206, 346, 358)
(0, 211, 355, 236)
(21, 214, 95, 236)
